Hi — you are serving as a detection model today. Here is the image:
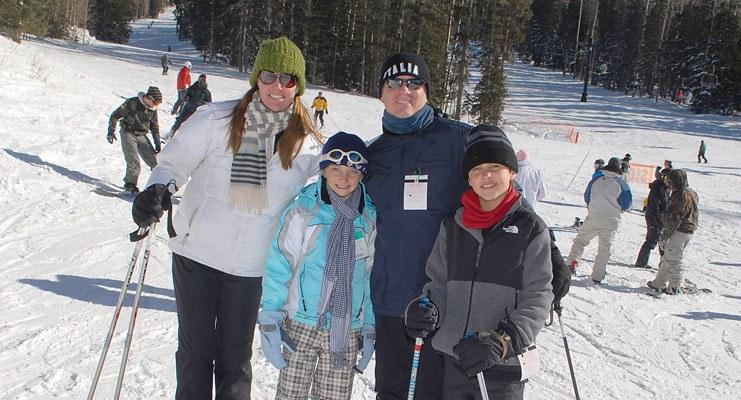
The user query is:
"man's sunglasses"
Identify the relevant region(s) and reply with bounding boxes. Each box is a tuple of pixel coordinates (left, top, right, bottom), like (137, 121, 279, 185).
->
(259, 70, 298, 88)
(385, 78, 425, 90)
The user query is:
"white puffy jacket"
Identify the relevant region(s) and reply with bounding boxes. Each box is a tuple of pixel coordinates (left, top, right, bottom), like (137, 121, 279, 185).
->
(147, 100, 322, 277)
(515, 159, 546, 211)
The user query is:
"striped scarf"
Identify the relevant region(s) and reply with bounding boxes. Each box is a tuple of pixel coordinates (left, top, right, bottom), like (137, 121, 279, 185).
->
(229, 93, 292, 212)
(316, 186, 361, 368)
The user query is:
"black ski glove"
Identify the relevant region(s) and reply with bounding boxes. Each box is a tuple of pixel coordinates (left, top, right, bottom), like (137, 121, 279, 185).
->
(404, 295, 439, 339)
(550, 240, 571, 305)
(453, 330, 510, 377)
(107, 131, 117, 143)
(154, 140, 161, 154)
(132, 184, 172, 228)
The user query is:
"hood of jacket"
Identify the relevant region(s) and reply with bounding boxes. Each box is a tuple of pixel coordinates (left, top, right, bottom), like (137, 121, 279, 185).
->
(667, 169, 688, 191)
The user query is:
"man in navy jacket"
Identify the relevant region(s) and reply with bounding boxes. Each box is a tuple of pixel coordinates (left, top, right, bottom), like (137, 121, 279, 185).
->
(364, 52, 470, 400)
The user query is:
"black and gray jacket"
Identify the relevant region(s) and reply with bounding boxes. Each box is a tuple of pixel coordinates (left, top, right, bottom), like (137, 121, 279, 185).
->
(107, 95, 160, 142)
(423, 199, 553, 358)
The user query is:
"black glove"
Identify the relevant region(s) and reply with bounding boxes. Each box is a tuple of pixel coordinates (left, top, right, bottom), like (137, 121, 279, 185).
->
(550, 241, 571, 304)
(453, 330, 509, 377)
(404, 295, 439, 339)
(154, 140, 161, 154)
(107, 132, 117, 143)
(132, 184, 172, 228)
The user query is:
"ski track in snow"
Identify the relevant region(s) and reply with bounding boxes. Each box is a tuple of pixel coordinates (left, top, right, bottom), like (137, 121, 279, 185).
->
(1, 7, 740, 400)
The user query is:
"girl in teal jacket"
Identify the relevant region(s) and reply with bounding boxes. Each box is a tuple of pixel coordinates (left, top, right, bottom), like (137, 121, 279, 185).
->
(259, 132, 376, 400)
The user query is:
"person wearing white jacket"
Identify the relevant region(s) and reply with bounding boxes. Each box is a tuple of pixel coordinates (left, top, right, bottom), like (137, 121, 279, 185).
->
(131, 37, 322, 400)
(514, 149, 546, 212)
(566, 157, 633, 283)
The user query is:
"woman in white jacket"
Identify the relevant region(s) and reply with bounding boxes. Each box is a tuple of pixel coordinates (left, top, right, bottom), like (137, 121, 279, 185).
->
(131, 37, 322, 400)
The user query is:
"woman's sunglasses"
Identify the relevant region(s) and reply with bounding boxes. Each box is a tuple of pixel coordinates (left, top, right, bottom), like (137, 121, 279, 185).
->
(259, 70, 297, 88)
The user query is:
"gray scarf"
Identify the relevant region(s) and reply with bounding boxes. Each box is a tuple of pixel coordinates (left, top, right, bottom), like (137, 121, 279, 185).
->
(229, 93, 292, 212)
(316, 185, 361, 368)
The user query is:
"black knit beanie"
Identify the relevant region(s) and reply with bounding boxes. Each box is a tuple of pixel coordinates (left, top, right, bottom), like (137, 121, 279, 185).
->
(462, 124, 518, 178)
(378, 52, 431, 97)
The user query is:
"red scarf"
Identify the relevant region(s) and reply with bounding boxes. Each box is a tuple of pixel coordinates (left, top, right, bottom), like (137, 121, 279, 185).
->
(461, 186, 520, 229)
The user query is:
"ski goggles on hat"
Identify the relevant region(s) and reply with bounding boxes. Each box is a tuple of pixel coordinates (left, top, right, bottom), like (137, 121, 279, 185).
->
(321, 149, 368, 169)
(385, 77, 425, 90)
(259, 70, 298, 88)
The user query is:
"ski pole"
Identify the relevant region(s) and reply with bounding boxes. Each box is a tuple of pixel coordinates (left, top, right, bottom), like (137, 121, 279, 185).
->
(476, 371, 491, 400)
(555, 304, 580, 400)
(114, 223, 156, 400)
(566, 150, 590, 191)
(87, 227, 148, 400)
(407, 337, 424, 400)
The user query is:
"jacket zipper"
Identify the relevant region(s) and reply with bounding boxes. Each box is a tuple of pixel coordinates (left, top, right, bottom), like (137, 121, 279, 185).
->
(462, 242, 483, 335)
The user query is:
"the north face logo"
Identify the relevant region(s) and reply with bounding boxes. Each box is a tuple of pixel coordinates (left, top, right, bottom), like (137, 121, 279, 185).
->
(503, 225, 519, 234)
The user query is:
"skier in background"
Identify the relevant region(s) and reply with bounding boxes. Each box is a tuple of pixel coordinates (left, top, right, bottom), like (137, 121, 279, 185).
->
(566, 157, 632, 283)
(635, 168, 670, 268)
(106, 86, 162, 193)
(697, 140, 708, 163)
(311, 91, 329, 128)
(161, 52, 171, 75)
(647, 169, 699, 294)
(171, 61, 192, 115)
(165, 74, 212, 139)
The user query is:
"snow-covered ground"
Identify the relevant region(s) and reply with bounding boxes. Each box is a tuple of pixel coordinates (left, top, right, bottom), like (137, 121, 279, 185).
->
(1, 9, 740, 400)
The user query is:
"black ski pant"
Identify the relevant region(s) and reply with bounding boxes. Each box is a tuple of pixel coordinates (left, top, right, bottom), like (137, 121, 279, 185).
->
(374, 315, 444, 400)
(314, 110, 325, 127)
(171, 106, 197, 133)
(636, 220, 662, 267)
(441, 355, 524, 400)
(698, 152, 707, 163)
(172, 254, 262, 400)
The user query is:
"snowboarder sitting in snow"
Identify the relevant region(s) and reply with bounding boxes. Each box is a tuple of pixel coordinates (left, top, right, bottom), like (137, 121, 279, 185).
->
(647, 169, 698, 294)
(635, 168, 670, 268)
(259, 132, 376, 400)
(404, 125, 553, 400)
(566, 157, 632, 283)
(165, 74, 212, 139)
(106, 86, 162, 193)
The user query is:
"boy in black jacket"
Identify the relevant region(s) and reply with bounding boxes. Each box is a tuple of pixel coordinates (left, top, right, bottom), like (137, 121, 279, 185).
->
(404, 125, 553, 400)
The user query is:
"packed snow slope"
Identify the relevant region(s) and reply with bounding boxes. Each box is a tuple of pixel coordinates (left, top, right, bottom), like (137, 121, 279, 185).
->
(1, 9, 740, 400)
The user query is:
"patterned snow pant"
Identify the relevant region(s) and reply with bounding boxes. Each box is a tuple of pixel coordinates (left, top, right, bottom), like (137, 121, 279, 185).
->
(121, 131, 157, 186)
(276, 319, 361, 400)
(651, 231, 693, 290)
(566, 214, 620, 282)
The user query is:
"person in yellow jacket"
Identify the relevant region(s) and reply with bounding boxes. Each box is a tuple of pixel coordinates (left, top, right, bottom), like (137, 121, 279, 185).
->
(311, 91, 329, 128)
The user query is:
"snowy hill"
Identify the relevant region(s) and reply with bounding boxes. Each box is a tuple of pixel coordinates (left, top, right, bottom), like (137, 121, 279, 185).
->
(1, 9, 740, 400)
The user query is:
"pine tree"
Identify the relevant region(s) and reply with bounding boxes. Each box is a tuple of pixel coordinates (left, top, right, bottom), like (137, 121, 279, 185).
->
(469, 50, 506, 125)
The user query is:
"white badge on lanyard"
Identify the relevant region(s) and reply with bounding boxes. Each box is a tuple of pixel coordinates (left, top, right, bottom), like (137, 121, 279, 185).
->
(355, 230, 369, 259)
(403, 172, 428, 210)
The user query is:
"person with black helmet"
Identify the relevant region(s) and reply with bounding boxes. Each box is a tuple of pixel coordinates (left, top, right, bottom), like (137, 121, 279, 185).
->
(566, 157, 633, 283)
(635, 168, 671, 268)
(106, 86, 162, 193)
(364, 52, 471, 400)
(620, 153, 632, 177)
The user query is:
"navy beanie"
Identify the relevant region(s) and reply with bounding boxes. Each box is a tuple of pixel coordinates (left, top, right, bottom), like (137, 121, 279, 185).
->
(378, 52, 432, 97)
(462, 124, 518, 178)
(320, 132, 369, 175)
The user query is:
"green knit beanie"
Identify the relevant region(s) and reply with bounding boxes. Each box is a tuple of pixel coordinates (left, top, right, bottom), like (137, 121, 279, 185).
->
(250, 37, 306, 96)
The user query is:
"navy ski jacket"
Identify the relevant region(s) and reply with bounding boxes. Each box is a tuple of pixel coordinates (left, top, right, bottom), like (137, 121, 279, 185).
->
(365, 116, 470, 317)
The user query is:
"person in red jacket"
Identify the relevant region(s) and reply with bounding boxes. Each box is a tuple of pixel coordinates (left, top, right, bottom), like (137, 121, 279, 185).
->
(171, 61, 192, 115)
